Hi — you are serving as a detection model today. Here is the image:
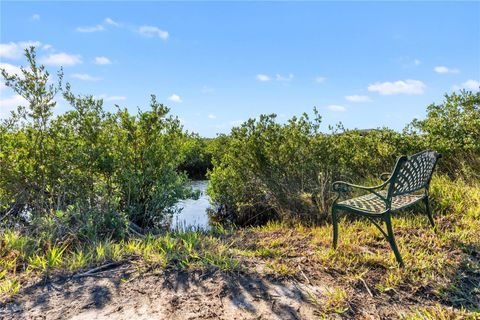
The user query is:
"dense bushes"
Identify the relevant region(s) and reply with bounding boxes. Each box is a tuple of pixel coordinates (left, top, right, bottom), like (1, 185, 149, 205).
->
(408, 90, 480, 178)
(0, 48, 192, 239)
(206, 116, 412, 226)
(208, 91, 480, 226)
(1, 47, 479, 235)
(178, 134, 213, 179)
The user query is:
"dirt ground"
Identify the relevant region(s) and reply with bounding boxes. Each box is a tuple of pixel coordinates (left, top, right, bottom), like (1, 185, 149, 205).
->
(0, 262, 434, 320)
(1, 266, 319, 320)
(3, 226, 476, 319)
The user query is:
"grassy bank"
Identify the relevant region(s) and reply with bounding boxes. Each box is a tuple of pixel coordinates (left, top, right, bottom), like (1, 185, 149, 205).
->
(2, 175, 479, 318)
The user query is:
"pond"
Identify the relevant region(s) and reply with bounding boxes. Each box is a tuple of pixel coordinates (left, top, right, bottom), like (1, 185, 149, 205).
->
(171, 180, 211, 231)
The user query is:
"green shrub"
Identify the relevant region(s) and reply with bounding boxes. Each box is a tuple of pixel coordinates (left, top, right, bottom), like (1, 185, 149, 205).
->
(409, 89, 480, 178)
(0, 47, 192, 238)
(178, 134, 213, 179)
(208, 91, 479, 226)
(207, 113, 415, 225)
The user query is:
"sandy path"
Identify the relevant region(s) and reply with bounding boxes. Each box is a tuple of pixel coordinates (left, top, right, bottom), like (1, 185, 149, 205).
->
(1, 268, 328, 320)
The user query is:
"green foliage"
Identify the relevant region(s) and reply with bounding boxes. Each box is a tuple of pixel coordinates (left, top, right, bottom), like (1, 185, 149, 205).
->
(0, 47, 63, 216)
(409, 90, 480, 178)
(0, 274, 20, 295)
(207, 112, 416, 225)
(402, 305, 479, 320)
(28, 244, 67, 276)
(178, 134, 213, 179)
(208, 91, 479, 226)
(1, 229, 35, 258)
(0, 47, 192, 238)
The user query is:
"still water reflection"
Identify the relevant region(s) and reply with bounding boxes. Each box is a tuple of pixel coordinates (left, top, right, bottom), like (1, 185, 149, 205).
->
(171, 180, 211, 231)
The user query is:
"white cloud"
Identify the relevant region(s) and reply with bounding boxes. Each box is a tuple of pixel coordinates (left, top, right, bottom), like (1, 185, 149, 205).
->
(414, 59, 421, 66)
(138, 26, 169, 40)
(77, 18, 120, 33)
(434, 66, 459, 74)
(32, 14, 40, 21)
(327, 105, 347, 112)
(42, 44, 52, 50)
(256, 74, 270, 82)
(71, 73, 101, 81)
(39, 52, 82, 66)
(345, 95, 371, 102)
(0, 94, 28, 116)
(94, 56, 111, 65)
(208, 114, 216, 119)
(168, 94, 182, 103)
(104, 96, 126, 102)
(462, 80, 480, 90)
(96, 94, 126, 102)
(104, 17, 119, 27)
(0, 63, 23, 91)
(0, 41, 41, 59)
(453, 79, 480, 91)
(315, 76, 327, 83)
(368, 79, 425, 95)
(276, 73, 294, 82)
(0, 63, 23, 76)
(76, 25, 105, 33)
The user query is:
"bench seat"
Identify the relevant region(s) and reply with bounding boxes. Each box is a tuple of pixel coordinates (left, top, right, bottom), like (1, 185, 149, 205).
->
(337, 190, 424, 214)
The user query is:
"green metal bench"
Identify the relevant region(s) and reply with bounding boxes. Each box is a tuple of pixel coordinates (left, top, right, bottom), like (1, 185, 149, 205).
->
(331, 150, 442, 267)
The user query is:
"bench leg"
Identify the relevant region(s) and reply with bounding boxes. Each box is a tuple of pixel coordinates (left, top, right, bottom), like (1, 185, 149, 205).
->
(332, 206, 338, 249)
(424, 196, 435, 227)
(385, 213, 404, 267)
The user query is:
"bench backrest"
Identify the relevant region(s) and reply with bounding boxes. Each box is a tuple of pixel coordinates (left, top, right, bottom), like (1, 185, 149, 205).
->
(388, 150, 441, 198)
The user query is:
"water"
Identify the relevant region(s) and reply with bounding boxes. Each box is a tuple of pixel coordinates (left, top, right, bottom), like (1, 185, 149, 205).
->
(171, 180, 211, 231)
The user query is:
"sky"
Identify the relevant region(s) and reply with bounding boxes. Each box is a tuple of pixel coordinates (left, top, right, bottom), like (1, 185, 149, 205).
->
(1, 1, 479, 137)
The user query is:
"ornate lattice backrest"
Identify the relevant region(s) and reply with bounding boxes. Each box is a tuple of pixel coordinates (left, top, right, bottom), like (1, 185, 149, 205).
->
(389, 150, 441, 197)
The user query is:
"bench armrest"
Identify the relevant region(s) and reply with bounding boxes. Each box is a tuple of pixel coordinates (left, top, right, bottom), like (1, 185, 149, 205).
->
(332, 180, 388, 193)
(379, 172, 391, 181)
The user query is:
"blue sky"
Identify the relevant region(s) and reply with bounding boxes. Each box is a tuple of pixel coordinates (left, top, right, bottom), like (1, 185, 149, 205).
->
(1, 1, 479, 137)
